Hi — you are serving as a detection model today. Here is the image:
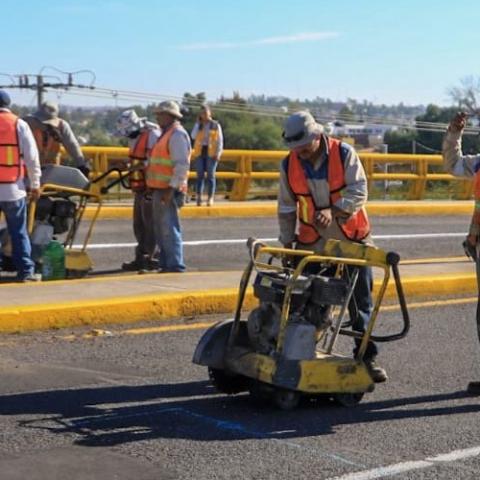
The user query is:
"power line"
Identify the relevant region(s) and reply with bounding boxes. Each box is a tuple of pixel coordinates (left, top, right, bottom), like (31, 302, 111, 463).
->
(58, 86, 480, 135)
(0, 68, 96, 109)
(88, 86, 480, 135)
(414, 141, 442, 154)
(2, 69, 475, 136)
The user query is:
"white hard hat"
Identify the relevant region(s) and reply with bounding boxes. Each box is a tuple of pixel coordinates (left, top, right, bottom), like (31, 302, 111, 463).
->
(116, 109, 145, 137)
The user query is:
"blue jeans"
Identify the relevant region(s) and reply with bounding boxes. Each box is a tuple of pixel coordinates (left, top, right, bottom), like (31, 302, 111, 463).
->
(0, 198, 35, 278)
(348, 265, 378, 360)
(152, 189, 186, 272)
(304, 262, 377, 360)
(195, 156, 218, 198)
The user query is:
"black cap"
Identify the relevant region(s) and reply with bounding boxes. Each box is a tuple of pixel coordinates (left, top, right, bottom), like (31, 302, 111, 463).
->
(0, 90, 11, 108)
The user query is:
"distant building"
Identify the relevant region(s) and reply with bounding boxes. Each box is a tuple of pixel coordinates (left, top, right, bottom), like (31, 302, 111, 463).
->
(327, 121, 397, 147)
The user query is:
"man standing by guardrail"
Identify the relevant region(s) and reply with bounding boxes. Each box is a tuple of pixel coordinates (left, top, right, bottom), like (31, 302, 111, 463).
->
(191, 105, 223, 206)
(24, 101, 90, 177)
(115, 110, 161, 272)
(146, 101, 191, 273)
(443, 112, 480, 395)
(277, 111, 387, 383)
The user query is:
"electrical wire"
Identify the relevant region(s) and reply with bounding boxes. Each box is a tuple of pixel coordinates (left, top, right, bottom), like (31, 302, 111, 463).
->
(0, 67, 474, 134)
(49, 85, 480, 136)
(414, 141, 442, 154)
(5, 66, 477, 136)
(89, 85, 463, 130)
(39, 66, 96, 86)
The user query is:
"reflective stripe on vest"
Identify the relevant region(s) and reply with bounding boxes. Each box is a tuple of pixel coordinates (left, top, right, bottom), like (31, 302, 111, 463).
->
(0, 111, 22, 184)
(473, 162, 480, 210)
(32, 126, 61, 166)
(287, 137, 370, 244)
(146, 127, 176, 189)
(193, 120, 219, 158)
(128, 130, 150, 191)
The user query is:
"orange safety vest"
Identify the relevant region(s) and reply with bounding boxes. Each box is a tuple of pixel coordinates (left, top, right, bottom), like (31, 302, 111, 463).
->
(471, 167, 480, 229)
(32, 124, 61, 166)
(287, 137, 370, 245)
(193, 120, 220, 158)
(128, 130, 150, 191)
(147, 124, 189, 190)
(0, 111, 23, 184)
(474, 166, 480, 204)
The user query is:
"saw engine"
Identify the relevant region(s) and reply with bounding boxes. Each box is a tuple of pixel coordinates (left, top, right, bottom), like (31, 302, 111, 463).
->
(247, 271, 350, 359)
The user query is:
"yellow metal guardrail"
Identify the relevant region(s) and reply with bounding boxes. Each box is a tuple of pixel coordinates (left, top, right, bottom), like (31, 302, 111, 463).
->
(63, 147, 472, 201)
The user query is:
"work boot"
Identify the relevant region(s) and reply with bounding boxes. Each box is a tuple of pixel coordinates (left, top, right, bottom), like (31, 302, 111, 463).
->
(467, 381, 480, 395)
(16, 273, 41, 283)
(206, 196, 214, 207)
(365, 359, 388, 383)
(137, 258, 159, 275)
(196, 196, 202, 206)
(121, 257, 145, 271)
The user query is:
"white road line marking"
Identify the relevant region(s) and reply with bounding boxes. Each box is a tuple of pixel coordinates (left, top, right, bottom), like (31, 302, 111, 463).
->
(328, 445, 480, 480)
(74, 233, 466, 249)
(373, 232, 464, 240)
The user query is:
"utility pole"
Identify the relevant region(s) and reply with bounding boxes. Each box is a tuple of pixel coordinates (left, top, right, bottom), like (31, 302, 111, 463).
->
(36, 75, 44, 109)
(0, 69, 95, 108)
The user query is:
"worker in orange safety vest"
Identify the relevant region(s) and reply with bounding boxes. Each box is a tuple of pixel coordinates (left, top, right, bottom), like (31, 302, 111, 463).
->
(24, 101, 90, 177)
(278, 111, 386, 383)
(115, 109, 161, 271)
(146, 101, 191, 273)
(0, 90, 41, 282)
(443, 111, 480, 395)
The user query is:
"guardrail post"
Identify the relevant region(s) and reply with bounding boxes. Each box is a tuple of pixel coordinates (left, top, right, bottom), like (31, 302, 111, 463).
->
(229, 155, 245, 201)
(408, 157, 427, 200)
(240, 155, 253, 200)
(89, 153, 109, 199)
(457, 178, 473, 200)
(362, 156, 374, 194)
(88, 152, 101, 198)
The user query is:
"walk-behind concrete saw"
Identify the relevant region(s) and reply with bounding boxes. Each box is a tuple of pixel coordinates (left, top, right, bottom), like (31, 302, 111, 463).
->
(0, 164, 131, 279)
(193, 238, 410, 409)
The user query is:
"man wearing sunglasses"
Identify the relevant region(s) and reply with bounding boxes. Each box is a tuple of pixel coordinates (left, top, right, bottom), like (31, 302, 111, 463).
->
(277, 111, 386, 383)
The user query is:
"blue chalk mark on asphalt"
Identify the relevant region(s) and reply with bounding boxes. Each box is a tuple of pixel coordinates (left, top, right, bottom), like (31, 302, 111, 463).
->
(69, 405, 361, 467)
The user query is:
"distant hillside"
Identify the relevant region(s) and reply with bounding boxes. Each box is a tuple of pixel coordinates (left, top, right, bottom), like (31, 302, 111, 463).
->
(9, 93, 426, 149)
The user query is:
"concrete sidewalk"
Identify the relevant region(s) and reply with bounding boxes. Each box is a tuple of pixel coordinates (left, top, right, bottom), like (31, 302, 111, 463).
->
(0, 259, 476, 333)
(85, 200, 475, 220)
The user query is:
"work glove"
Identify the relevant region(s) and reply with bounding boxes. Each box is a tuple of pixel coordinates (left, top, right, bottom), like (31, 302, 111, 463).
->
(448, 112, 468, 133)
(281, 242, 296, 269)
(78, 165, 91, 179)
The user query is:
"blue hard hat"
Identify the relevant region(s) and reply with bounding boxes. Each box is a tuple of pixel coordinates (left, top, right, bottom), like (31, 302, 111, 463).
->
(0, 90, 11, 108)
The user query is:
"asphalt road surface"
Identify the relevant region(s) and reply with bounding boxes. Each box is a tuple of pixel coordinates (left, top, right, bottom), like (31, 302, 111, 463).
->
(76, 215, 471, 274)
(0, 296, 479, 479)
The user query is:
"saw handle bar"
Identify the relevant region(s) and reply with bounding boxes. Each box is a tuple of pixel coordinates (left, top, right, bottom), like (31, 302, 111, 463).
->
(91, 168, 132, 194)
(340, 252, 410, 343)
(246, 238, 410, 344)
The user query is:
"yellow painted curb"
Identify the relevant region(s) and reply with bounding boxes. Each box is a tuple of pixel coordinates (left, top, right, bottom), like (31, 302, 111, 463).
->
(84, 201, 473, 220)
(397, 273, 477, 298)
(0, 273, 476, 333)
(367, 202, 472, 216)
(0, 288, 247, 334)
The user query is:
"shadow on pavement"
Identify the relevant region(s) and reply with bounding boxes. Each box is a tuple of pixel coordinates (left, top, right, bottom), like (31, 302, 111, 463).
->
(1, 381, 479, 447)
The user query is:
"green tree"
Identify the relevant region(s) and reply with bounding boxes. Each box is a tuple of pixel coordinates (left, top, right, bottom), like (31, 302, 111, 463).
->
(384, 129, 417, 153)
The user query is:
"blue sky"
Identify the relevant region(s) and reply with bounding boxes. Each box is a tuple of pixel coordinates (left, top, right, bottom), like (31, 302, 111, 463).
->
(2, 0, 478, 107)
